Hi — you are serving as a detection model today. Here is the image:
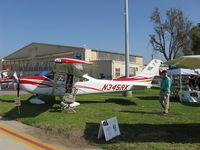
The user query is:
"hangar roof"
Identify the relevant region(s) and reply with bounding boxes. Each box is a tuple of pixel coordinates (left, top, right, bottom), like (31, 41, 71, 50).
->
(4, 42, 142, 60)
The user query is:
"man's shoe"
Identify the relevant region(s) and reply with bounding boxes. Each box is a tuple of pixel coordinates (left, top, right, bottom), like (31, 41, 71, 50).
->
(163, 112, 168, 115)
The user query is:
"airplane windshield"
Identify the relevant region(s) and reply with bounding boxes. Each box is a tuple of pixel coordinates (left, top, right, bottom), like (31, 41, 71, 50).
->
(55, 63, 91, 77)
(78, 76, 89, 82)
(44, 72, 54, 79)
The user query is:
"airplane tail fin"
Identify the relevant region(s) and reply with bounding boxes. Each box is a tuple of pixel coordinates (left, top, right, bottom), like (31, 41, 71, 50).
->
(135, 59, 162, 82)
(113, 59, 162, 84)
(137, 59, 163, 77)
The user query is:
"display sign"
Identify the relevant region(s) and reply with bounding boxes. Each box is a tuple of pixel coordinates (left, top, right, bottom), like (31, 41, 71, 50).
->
(98, 117, 120, 141)
(14, 97, 21, 114)
(15, 97, 21, 106)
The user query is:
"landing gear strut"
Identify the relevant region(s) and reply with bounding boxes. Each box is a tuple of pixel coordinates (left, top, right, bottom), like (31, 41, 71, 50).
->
(60, 74, 79, 112)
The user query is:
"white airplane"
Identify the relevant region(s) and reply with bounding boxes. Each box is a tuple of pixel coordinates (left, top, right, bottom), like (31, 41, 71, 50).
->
(15, 58, 162, 110)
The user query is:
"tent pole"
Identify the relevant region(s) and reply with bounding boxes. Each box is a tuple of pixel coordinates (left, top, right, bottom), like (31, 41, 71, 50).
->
(179, 74, 182, 101)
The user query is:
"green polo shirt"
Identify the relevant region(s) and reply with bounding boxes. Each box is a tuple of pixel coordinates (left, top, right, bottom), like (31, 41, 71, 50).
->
(160, 76, 171, 94)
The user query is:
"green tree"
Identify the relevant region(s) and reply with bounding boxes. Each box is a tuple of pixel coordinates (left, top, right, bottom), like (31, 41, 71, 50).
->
(150, 8, 192, 61)
(190, 25, 200, 54)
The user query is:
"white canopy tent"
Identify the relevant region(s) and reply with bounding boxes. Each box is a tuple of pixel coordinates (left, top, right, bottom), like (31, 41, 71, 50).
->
(164, 56, 200, 102)
(167, 68, 200, 75)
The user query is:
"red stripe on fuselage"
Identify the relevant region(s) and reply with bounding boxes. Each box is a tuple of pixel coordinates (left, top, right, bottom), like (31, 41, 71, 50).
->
(20, 78, 52, 87)
(75, 85, 104, 92)
(20, 76, 50, 81)
(113, 76, 153, 81)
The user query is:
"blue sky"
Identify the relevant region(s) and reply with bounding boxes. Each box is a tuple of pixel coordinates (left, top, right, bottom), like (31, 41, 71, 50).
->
(0, 0, 200, 63)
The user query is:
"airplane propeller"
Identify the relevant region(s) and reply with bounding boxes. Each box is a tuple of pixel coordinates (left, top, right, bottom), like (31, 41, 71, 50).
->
(17, 79, 20, 97)
(13, 72, 21, 114)
(13, 72, 20, 97)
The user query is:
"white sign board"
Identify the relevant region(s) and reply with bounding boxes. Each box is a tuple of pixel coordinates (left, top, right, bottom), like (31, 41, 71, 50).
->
(98, 117, 120, 141)
(14, 97, 21, 114)
(15, 97, 21, 106)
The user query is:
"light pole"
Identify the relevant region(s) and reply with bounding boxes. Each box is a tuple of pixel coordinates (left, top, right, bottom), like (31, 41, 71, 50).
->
(123, 0, 132, 97)
(124, 0, 129, 78)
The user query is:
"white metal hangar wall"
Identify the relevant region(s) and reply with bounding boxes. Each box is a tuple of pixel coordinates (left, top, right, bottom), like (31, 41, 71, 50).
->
(2, 42, 143, 78)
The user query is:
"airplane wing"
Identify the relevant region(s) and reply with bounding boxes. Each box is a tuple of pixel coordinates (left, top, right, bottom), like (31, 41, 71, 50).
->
(0, 80, 12, 83)
(54, 58, 91, 77)
(54, 58, 88, 64)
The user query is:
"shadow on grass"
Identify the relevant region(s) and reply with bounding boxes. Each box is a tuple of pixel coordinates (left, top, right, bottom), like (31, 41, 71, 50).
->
(118, 110, 161, 115)
(105, 98, 136, 105)
(49, 106, 62, 112)
(84, 123, 200, 144)
(3, 95, 56, 119)
(181, 102, 200, 107)
(0, 99, 15, 103)
(77, 100, 106, 104)
(77, 98, 136, 106)
(137, 96, 179, 102)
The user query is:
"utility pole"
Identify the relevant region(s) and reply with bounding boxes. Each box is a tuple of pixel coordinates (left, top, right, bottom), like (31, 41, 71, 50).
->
(123, 0, 132, 97)
(124, 0, 129, 77)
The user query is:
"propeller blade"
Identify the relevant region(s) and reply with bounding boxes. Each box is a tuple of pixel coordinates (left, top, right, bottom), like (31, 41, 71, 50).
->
(17, 79, 20, 97)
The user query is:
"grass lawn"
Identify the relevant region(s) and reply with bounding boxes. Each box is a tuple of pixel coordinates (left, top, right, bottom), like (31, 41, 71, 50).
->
(0, 88, 200, 150)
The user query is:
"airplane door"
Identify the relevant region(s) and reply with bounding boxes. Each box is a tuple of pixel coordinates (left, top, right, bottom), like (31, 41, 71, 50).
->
(52, 72, 67, 95)
(65, 74, 73, 93)
(52, 72, 76, 96)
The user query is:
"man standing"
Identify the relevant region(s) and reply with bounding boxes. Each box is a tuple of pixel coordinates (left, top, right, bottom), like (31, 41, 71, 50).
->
(160, 70, 171, 115)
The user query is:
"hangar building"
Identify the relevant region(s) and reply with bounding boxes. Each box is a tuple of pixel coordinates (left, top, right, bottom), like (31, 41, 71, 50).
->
(2, 42, 143, 78)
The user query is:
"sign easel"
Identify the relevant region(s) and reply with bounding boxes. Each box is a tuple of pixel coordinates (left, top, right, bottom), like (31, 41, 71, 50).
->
(14, 97, 21, 114)
(98, 117, 120, 141)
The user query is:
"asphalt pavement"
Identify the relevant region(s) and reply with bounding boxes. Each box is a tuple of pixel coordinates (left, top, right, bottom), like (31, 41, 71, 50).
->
(0, 132, 34, 150)
(0, 117, 63, 150)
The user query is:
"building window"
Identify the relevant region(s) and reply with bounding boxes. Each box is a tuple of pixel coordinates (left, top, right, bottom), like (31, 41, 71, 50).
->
(96, 52, 137, 62)
(130, 56, 136, 62)
(130, 67, 137, 76)
(115, 68, 120, 78)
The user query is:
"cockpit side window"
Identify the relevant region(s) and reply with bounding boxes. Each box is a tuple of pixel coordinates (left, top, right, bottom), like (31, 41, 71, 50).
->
(79, 77, 89, 82)
(147, 67, 153, 71)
